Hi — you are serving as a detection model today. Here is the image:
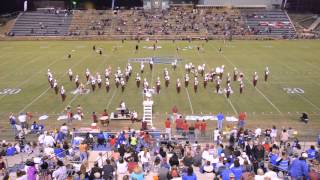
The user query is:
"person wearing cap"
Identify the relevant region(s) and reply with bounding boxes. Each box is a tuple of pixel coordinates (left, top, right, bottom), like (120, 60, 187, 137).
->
(289, 152, 309, 179)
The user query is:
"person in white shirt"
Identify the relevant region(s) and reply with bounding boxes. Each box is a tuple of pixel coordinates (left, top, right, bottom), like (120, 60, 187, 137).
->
(18, 113, 27, 129)
(60, 123, 68, 135)
(43, 132, 55, 147)
(52, 161, 67, 180)
(68, 68, 73, 81)
(116, 158, 128, 174)
(254, 168, 265, 180)
(138, 148, 151, 172)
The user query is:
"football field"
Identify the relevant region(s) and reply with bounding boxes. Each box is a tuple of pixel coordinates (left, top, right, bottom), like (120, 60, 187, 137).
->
(0, 40, 320, 139)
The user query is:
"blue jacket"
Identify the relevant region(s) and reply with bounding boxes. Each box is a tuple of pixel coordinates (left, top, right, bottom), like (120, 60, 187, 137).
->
(182, 173, 197, 180)
(218, 166, 231, 180)
(269, 153, 278, 165)
(231, 166, 243, 180)
(307, 148, 316, 159)
(289, 158, 309, 179)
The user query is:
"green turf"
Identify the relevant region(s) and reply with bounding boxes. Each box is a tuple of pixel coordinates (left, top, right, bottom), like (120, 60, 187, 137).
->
(0, 40, 320, 134)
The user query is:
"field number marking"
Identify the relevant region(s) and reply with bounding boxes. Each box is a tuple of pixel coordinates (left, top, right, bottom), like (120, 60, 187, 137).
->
(283, 88, 304, 94)
(0, 88, 21, 95)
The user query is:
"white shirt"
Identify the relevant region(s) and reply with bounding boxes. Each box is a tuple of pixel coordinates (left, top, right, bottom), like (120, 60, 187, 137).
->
(117, 161, 128, 174)
(60, 125, 68, 134)
(52, 166, 67, 180)
(44, 147, 54, 156)
(138, 151, 151, 163)
(18, 114, 27, 123)
(254, 175, 265, 180)
(43, 135, 55, 147)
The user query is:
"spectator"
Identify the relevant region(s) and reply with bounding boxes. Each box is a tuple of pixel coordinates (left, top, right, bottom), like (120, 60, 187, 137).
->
(289, 153, 309, 179)
(130, 166, 144, 180)
(307, 145, 316, 159)
(231, 159, 243, 180)
(183, 152, 194, 167)
(116, 158, 128, 175)
(52, 160, 67, 180)
(102, 159, 115, 180)
(26, 161, 37, 180)
(79, 141, 88, 161)
(238, 112, 246, 128)
(90, 162, 102, 179)
(200, 120, 206, 136)
(182, 166, 197, 180)
(165, 118, 171, 140)
(217, 112, 224, 130)
(254, 168, 265, 180)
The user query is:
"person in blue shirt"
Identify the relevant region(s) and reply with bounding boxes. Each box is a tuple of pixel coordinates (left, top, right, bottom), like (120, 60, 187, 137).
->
(6, 144, 16, 156)
(30, 121, 39, 134)
(217, 112, 224, 130)
(182, 166, 197, 180)
(218, 159, 232, 180)
(289, 153, 309, 180)
(307, 145, 316, 159)
(231, 159, 243, 180)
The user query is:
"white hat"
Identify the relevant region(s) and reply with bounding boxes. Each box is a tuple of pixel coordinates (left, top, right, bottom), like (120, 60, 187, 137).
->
(302, 152, 308, 158)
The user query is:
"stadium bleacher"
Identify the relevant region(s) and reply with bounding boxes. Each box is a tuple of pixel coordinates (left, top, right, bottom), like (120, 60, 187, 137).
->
(242, 9, 296, 37)
(10, 11, 72, 36)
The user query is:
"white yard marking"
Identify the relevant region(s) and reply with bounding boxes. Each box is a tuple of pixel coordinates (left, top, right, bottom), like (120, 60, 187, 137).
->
(18, 53, 92, 113)
(196, 50, 238, 115)
(0, 57, 62, 101)
(297, 94, 320, 111)
(106, 89, 117, 109)
(174, 44, 194, 114)
(218, 50, 282, 115)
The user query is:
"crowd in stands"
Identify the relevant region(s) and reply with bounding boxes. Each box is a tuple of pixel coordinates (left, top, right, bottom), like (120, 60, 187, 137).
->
(69, 7, 248, 37)
(1, 110, 320, 180)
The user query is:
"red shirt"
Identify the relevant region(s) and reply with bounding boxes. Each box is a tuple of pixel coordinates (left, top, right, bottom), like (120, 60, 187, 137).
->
(194, 121, 201, 129)
(200, 122, 206, 131)
(239, 112, 246, 121)
(175, 118, 183, 129)
(183, 122, 189, 132)
(165, 120, 171, 128)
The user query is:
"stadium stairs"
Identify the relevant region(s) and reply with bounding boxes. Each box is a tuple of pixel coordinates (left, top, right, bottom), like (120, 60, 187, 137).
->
(242, 9, 296, 37)
(10, 11, 72, 36)
(307, 17, 320, 31)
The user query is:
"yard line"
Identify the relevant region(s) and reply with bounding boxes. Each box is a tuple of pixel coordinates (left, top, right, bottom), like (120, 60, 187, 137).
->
(174, 43, 194, 114)
(196, 50, 238, 115)
(297, 94, 320, 111)
(0, 56, 62, 101)
(107, 89, 117, 110)
(0, 54, 45, 80)
(18, 53, 92, 113)
(218, 49, 283, 115)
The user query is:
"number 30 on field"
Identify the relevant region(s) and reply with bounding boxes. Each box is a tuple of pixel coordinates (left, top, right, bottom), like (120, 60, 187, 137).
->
(283, 88, 304, 94)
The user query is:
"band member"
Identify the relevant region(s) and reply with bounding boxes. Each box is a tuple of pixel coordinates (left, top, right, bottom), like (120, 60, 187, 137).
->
(136, 73, 141, 88)
(240, 80, 244, 94)
(105, 78, 110, 93)
(220, 65, 225, 78)
(60, 85, 66, 102)
(105, 68, 110, 79)
(165, 74, 170, 87)
(49, 75, 54, 88)
(211, 70, 217, 82)
(93, 45, 96, 51)
(75, 75, 80, 88)
(91, 77, 96, 91)
(176, 47, 179, 53)
(85, 68, 90, 81)
(115, 77, 120, 88)
(68, 54, 71, 59)
(197, 46, 200, 52)
(239, 72, 244, 82)
(47, 69, 52, 80)
(253, 72, 258, 87)
(164, 68, 169, 77)
(172, 59, 177, 71)
(185, 63, 190, 73)
(198, 64, 205, 77)
(204, 75, 208, 88)
(143, 78, 149, 89)
(99, 49, 102, 55)
(194, 77, 199, 93)
(127, 63, 132, 76)
(125, 70, 130, 82)
(264, 67, 270, 82)
(149, 59, 153, 71)
(218, 47, 222, 53)
(226, 73, 231, 85)
(53, 79, 58, 94)
(226, 84, 232, 98)
(176, 79, 181, 93)
(233, 67, 238, 81)
(185, 74, 189, 87)
(156, 77, 161, 94)
(140, 62, 144, 74)
(97, 74, 102, 88)
(79, 83, 85, 94)
(153, 43, 156, 51)
(120, 78, 125, 92)
(216, 76, 221, 93)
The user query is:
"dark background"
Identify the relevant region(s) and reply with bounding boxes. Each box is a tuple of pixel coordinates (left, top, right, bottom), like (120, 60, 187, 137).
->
(0, 0, 319, 14)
